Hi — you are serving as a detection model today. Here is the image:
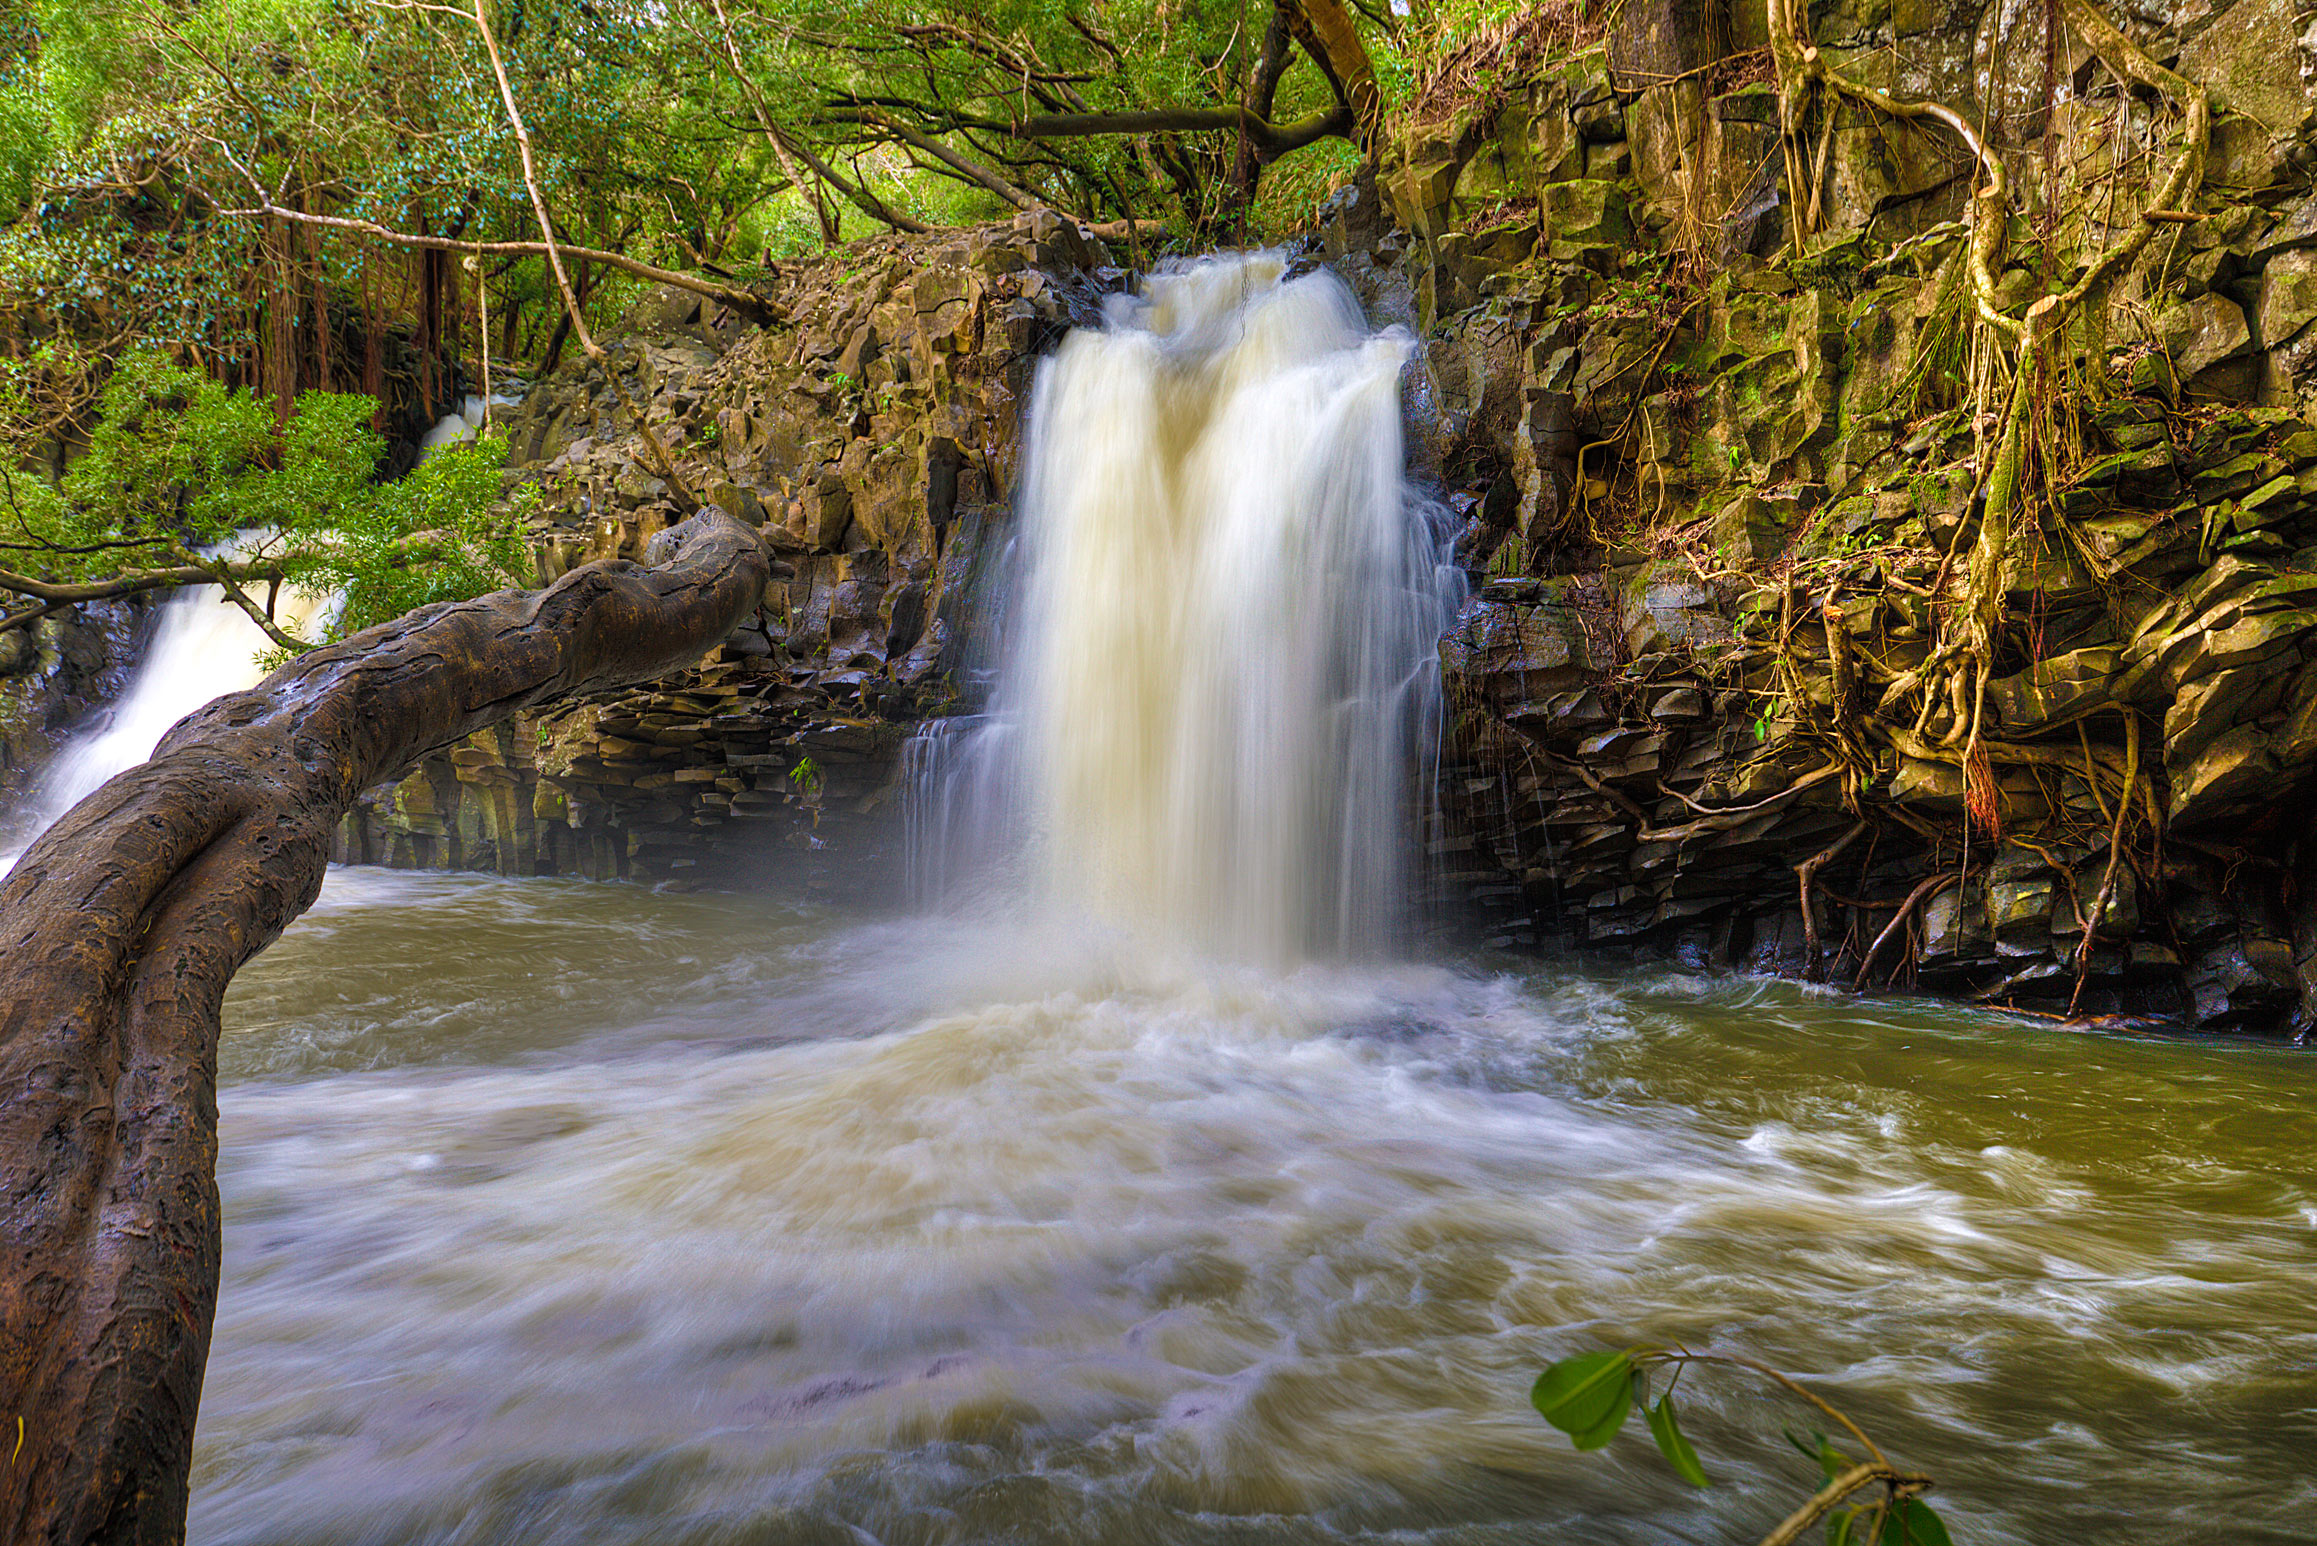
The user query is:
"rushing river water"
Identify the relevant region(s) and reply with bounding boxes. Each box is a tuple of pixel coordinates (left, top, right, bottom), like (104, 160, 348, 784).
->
(195, 867, 2317, 1546)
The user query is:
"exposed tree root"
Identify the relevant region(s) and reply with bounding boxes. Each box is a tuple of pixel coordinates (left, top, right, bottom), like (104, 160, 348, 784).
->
(2070, 711, 2142, 1011)
(1852, 871, 1959, 991)
(1797, 819, 1869, 980)
(1761, 0, 2206, 876)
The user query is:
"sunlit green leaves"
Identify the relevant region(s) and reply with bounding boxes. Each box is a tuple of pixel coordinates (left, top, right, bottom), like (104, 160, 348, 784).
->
(1531, 1350, 1637, 1451)
(290, 430, 533, 647)
(1644, 1393, 1709, 1487)
(1534, 1351, 1709, 1484)
(1533, 1350, 1955, 1543)
(7, 351, 526, 655)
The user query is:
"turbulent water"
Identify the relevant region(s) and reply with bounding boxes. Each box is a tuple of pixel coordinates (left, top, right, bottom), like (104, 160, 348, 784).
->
(196, 869, 2317, 1545)
(910, 253, 1458, 959)
(16, 544, 337, 846)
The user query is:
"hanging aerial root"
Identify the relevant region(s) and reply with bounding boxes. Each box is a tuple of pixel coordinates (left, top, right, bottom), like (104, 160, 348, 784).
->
(2070, 711, 2143, 1011)
(1852, 872, 1961, 992)
(1760, 0, 2210, 828)
(1797, 819, 1870, 981)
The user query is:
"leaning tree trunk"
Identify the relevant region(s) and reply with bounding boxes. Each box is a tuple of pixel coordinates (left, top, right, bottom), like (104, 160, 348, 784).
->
(0, 510, 769, 1545)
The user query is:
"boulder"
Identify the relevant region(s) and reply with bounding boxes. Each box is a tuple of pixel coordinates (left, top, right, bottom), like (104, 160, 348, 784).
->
(2180, 0, 2311, 138)
(1539, 180, 1631, 263)
(2169, 723, 2281, 824)
(2155, 292, 2254, 379)
(2257, 250, 2317, 349)
(1988, 647, 2123, 733)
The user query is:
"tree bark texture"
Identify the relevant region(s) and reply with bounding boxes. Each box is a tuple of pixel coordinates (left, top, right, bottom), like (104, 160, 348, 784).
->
(0, 510, 769, 1545)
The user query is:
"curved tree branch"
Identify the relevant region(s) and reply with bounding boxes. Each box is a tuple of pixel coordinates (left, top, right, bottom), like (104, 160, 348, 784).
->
(203, 161, 783, 326)
(0, 538, 462, 635)
(855, 109, 1043, 210)
(0, 510, 770, 1545)
(1284, 0, 1384, 153)
(1016, 104, 1354, 155)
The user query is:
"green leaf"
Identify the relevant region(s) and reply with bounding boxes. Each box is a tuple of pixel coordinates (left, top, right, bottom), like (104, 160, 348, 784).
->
(1645, 1395, 1709, 1487)
(1570, 1368, 1639, 1451)
(1827, 1507, 1858, 1546)
(1885, 1500, 1952, 1546)
(1531, 1351, 1633, 1442)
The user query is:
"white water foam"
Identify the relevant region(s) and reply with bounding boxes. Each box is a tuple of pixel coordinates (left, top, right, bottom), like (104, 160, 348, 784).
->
(910, 252, 1460, 960)
(4, 541, 337, 862)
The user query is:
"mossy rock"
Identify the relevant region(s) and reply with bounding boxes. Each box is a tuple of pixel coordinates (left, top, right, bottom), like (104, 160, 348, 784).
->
(1538, 180, 1630, 261)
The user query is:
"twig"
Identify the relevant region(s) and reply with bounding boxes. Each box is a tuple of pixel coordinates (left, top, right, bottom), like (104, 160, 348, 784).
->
(1654, 1349, 1891, 1467)
(1759, 1461, 1934, 1546)
(701, 0, 841, 241)
(198, 557, 309, 655)
(464, 0, 696, 508)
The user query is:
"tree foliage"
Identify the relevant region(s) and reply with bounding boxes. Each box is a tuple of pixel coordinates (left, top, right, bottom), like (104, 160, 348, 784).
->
(0, 0, 1451, 634)
(1534, 1346, 1955, 1546)
(2, 351, 529, 645)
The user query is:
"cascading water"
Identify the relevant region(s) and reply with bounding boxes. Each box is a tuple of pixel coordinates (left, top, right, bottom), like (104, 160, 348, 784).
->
(6, 392, 511, 860)
(6, 548, 336, 856)
(911, 253, 1461, 959)
(415, 387, 524, 464)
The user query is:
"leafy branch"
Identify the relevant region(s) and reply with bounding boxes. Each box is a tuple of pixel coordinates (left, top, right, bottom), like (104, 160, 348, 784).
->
(1533, 1346, 1952, 1546)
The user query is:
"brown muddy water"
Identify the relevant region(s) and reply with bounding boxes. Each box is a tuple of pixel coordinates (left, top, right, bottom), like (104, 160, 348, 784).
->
(194, 866, 2317, 1545)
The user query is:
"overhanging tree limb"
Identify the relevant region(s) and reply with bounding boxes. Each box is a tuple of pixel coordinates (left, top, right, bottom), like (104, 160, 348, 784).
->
(0, 509, 770, 1545)
(699, 0, 841, 243)
(1284, 0, 1383, 152)
(1015, 104, 1354, 155)
(852, 109, 1043, 211)
(206, 188, 783, 324)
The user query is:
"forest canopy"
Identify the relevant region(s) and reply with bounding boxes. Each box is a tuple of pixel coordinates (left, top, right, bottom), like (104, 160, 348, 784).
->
(0, 0, 1495, 631)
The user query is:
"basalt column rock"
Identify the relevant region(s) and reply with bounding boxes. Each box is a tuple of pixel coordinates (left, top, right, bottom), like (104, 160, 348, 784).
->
(339, 215, 1113, 891)
(1379, 0, 2317, 1033)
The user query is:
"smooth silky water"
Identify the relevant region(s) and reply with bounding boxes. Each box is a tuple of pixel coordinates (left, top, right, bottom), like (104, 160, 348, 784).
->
(17, 254, 2304, 1541)
(196, 872, 2317, 1544)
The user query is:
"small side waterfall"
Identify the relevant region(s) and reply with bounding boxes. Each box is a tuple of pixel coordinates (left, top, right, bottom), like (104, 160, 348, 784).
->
(11, 554, 337, 852)
(415, 388, 523, 463)
(911, 253, 1461, 959)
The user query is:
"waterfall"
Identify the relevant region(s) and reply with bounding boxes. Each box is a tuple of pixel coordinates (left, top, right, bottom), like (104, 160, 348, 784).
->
(910, 252, 1461, 960)
(7, 551, 338, 855)
(416, 388, 522, 464)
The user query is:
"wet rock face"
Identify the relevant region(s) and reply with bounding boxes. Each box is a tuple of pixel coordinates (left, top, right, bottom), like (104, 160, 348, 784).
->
(339, 215, 1116, 895)
(1389, 0, 2317, 1032)
(0, 599, 148, 825)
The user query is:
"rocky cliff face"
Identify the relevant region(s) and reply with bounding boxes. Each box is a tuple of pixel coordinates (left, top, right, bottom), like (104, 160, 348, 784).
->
(0, 600, 147, 833)
(332, 213, 1114, 897)
(321, 0, 2317, 1036)
(1368, 0, 2317, 1030)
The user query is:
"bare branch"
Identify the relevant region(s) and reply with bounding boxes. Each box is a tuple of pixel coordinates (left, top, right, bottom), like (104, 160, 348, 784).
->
(1016, 103, 1353, 154)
